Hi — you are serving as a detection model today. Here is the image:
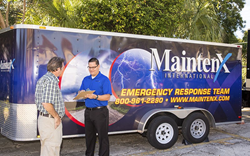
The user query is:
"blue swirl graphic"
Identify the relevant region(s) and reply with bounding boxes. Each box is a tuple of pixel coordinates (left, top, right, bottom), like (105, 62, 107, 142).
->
(9, 59, 15, 73)
(213, 53, 232, 82)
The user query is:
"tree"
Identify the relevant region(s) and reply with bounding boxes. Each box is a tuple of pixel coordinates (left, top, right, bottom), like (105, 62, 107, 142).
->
(16, 0, 246, 44)
(0, 0, 27, 29)
(0, 0, 11, 28)
(22, 0, 26, 23)
(176, 0, 224, 42)
(240, 30, 248, 84)
(77, 0, 184, 37)
(242, 30, 248, 57)
(23, 0, 80, 27)
(212, 0, 245, 43)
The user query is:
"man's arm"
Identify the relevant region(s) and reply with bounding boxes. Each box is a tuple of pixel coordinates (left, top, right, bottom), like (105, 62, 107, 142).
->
(42, 103, 61, 129)
(85, 94, 110, 101)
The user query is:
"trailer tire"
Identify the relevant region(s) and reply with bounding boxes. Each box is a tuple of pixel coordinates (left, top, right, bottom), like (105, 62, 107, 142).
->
(147, 116, 178, 149)
(182, 112, 210, 143)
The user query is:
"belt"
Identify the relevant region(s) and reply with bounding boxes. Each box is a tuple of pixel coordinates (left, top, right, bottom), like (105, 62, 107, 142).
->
(39, 112, 54, 118)
(86, 106, 106, 111)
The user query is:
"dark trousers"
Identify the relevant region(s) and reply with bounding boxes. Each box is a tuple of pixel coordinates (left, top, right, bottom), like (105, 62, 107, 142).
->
(85, 107, 109, 156)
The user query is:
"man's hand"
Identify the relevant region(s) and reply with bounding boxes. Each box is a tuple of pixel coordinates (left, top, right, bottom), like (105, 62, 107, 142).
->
(78, 90, 85, 94)
(42, 103, 62, 129)
(54, 116, 61, 129)
(85, 93, 97, 99)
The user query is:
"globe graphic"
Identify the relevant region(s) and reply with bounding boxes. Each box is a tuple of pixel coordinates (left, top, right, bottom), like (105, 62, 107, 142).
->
(111, 49, 162, 100)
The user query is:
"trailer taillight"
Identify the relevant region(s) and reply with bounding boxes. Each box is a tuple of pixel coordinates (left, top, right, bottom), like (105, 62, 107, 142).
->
(174, 106, 183, 109)
(238, 116, 242, 119)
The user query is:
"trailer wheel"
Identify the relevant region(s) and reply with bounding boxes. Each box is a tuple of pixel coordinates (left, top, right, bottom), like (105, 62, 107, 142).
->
(182, 112, 210, 143)
(147, 116, 178, 149)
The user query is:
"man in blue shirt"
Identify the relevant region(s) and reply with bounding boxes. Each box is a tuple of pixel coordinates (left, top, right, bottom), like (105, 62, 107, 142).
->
(79, 58, 112, 156)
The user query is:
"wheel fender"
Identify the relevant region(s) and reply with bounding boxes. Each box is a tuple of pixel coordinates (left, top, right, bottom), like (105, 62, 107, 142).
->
(137, 107, 215, 133)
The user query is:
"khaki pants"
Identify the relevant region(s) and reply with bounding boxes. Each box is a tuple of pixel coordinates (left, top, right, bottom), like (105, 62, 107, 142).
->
(38, 116, 62, 156)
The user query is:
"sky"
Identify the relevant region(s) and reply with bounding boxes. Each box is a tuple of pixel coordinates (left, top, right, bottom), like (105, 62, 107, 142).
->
(235, 0, 250, 39)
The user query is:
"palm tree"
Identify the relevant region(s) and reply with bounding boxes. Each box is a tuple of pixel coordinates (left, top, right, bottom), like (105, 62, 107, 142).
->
(23, 0, 80, 28)
(177, 0, 224, 42)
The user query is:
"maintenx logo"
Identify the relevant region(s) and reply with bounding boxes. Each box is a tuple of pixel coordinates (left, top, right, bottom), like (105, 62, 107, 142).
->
(0, 59, 15, 73)
(149, 48, 232, 82)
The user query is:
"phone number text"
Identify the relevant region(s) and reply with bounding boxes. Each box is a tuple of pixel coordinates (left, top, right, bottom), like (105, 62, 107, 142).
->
(115, 97, 165, 104)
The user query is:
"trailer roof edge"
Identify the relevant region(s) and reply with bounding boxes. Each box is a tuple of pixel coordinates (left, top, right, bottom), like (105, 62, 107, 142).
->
(0, 24, 242, 48)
